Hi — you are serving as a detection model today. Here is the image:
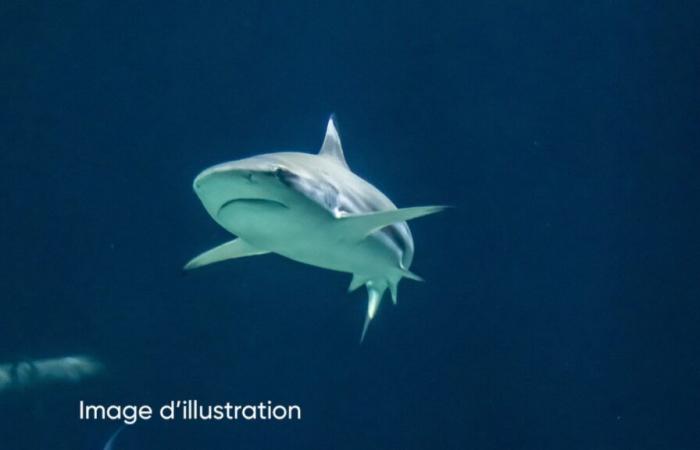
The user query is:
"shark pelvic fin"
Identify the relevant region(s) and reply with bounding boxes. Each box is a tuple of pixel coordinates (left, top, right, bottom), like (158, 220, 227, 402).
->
(319, 115, 349, 168)
(348, 274, 368, 292)
(184, 238, 269, 270)
(360, 282, 386, 343)
(338, 205, 448, 240)
(389, 281, 398, 304)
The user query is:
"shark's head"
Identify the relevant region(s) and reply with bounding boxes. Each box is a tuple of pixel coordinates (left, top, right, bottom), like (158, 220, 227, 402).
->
(193, 155, 294, 221)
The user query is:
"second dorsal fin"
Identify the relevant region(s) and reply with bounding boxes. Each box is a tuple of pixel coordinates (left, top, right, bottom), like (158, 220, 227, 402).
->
(319, 115, 349, 168)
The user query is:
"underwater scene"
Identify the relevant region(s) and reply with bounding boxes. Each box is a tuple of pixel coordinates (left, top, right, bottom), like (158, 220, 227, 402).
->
(1, 1, 698, 449)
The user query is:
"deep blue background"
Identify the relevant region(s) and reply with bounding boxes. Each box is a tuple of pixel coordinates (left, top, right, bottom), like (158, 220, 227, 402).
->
(1, 1, 699, 449)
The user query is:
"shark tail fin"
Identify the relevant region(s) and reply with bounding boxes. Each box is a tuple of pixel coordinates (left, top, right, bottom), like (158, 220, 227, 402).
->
(360, 281, 387, 343)
(338, 205, 449, 240)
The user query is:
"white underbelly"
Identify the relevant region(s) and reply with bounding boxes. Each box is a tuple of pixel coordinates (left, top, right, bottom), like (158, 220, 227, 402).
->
(217, 199, 399, 277)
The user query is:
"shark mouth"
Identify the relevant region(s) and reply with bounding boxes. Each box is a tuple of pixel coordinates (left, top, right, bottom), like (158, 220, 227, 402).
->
(217, 198, 289, 217)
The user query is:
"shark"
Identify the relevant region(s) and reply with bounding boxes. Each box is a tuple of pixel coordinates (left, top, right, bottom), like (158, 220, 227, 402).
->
(185, 116, 445, 341)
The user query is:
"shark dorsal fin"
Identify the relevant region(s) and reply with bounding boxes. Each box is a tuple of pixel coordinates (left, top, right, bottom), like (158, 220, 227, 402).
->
(319, 115, 349, 168)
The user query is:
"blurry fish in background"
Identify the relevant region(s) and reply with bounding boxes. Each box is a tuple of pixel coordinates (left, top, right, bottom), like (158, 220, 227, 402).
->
(0, 355, 104, 394)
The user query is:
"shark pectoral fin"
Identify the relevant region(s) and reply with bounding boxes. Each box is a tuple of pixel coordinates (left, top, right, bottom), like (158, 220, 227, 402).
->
(360, 283, 386, 343)
(183, 238, 269, 270)
(337, 205, 448, 240)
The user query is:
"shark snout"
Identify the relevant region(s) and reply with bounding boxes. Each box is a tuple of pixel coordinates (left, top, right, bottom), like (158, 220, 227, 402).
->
(193, 170, 212, 192)
(192, 162, 286, 219)
(193, 174, 204, 191)
(192, 167, 233, 194)
(193, 167, 254, 193)
(193, 159, 285, 194)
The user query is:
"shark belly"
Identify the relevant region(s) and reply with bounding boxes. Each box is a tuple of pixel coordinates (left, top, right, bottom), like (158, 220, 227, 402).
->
(276, 234, 400, 279)
(216, 199, 400, 278)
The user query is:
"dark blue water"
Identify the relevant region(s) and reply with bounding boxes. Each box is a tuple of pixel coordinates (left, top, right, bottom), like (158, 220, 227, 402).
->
(1, 1, 699, 449)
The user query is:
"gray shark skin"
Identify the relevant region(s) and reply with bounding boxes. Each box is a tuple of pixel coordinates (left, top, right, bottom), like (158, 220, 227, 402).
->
(186, 117, 445, 341)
